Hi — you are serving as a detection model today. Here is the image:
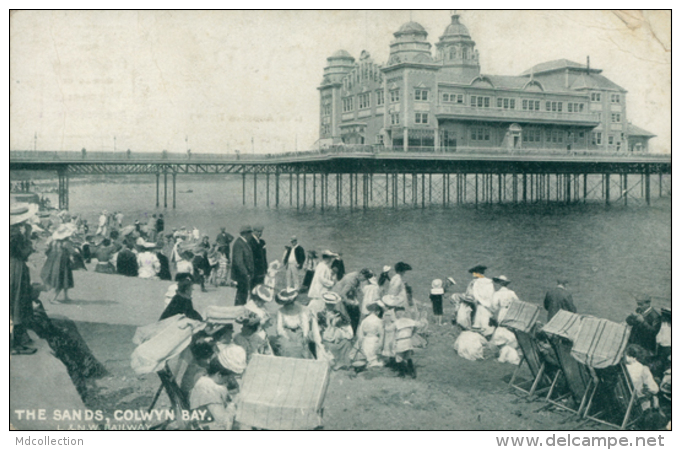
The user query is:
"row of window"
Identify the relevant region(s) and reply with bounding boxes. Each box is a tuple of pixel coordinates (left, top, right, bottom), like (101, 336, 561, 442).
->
(389, 113, 430, 125)
(590, 92, 622, 103)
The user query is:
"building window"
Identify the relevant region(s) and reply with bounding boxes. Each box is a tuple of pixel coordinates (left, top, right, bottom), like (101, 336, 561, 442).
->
(358, 93, 371, 109)
(342, 97, 354, 112)
(611, 93, 620, 103)
(376, 90, 384, 106)
(415, 89, 429, 101)
(445, 93, 464, 103)
(522, 100, 540, 111)
(523, 129, 542, 143)
(611, 113, 621, 123)
(376, 134, 384, 145)
(608, 135, 614, 145)
(390, 89, 400, 103)
(322, 102, 331, 116)
(470, 127, 490, 141)
(549, 130, 564, 143)
(415, 113, 428, 124)
(471, 95, 491, 108)
(567, 102, 585, 113)
(545, 101, 563, 112)
(390, 113, 400, 125)
(497, 97, 516, 109)
(592, 132, 602, 145)
(591, 92, 601, 102)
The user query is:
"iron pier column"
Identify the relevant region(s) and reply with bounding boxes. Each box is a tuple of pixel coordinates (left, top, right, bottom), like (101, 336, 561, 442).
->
(349, 172, 353, 210)
(646, 169, 651, 205)
(422, 173, 426, 208)
(275, 171, 280, 208)
(583, 174, 588, 203)
(290, 173, 293, 206)
(605, 173, 610, 205)
(266, 172, 270, 208)
(623, 174, 628, 206)
(254, 173, 258, 207)
(164, 171, 168, 208)
(296, 173, 300, 210)
(172, 172, 176, 209)
(242, 172, 246, 206)
(156, 172, 160, 208)
(303, 173, 307, 208)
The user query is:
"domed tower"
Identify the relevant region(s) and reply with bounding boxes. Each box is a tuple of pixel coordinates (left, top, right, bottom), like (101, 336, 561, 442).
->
(435, 13, 480, 80)
(320, 50, 355, 86)
(386, 21, 434, 66)
(319, 50, 356, 144)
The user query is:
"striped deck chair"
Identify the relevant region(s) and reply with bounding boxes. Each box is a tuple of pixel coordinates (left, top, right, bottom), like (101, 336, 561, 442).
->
(570, 317, 639, 429)
(542, 311, 592, 414)
(500, 299, 556, 396)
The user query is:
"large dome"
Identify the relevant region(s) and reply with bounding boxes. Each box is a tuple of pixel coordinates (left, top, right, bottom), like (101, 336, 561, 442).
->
(330, 49, 353, 59)
(394, 21, 427, 37)
(442, 14, 471, 37)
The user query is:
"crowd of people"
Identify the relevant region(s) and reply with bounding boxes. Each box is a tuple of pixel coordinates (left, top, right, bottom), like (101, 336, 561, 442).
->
(9, 202, 672, 430)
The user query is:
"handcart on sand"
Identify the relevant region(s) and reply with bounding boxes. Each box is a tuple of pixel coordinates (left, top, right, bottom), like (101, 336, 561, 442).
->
(570, 317, 642, 429)
(500, 300, 560, 397)
(541, 310, 593, 415)
(131, 306, 331, 430)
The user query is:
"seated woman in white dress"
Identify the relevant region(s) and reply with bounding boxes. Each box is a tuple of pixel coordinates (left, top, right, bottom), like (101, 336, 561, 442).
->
(190, 344, 247, 430)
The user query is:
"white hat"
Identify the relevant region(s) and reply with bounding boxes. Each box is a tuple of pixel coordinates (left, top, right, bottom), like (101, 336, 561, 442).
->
(217, 343, 247, 374)
(492, 275, 511, 285)
(382, 265, 391, 273)
(430, 279, 444, 295)
(382, 294, 404, 308)
(51, 223, 76, 240)
(321, 249, 337, 258)
(10, 203, 39, 226)
(322, 292, 342, 305)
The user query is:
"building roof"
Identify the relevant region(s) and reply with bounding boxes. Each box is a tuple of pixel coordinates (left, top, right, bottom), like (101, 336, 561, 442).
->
(329, 49, 354, 60)
(568, 72, 626, 92)
(627, 124, 656, 137)
(521, 59, 601, 76)
(395, 21, 427, 36)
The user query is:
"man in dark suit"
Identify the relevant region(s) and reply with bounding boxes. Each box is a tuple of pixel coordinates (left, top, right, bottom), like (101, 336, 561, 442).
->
(626, 295, 662, 356)
(231, 225, 255, 306)
(543, 279, 576, 321)
(282, 236, 305, 290)
(215, 226, 234, 258)
(248, 225, 267, 286)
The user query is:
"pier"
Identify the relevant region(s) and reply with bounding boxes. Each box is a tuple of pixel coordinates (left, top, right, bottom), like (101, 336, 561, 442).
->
(10, 149, 671, 210)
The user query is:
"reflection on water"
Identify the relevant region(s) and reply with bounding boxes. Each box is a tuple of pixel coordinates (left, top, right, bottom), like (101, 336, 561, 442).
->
(65, 175, 671, 322)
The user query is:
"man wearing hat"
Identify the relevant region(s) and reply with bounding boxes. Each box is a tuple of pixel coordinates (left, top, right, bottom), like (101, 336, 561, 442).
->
(10, 203, 39, 355)
(282, 236, 305, 290)
(248, 225, 267, 286)
(215, 226, 234, 257)
(491, 275, 519, 325)
(231, 225, 255, 306)
(543, 278, 576, 321)
(626, 295, 661, 355)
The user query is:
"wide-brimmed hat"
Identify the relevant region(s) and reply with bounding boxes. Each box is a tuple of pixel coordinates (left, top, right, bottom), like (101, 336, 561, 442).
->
(461, 294, 476, 304)
(52, 223, 77, 240)
(307, 250, 318, 258)
(321, 249, 338, 258)
(216, 343, 247, 375)
(253, 224, 264, 232)
(381, 294, 404, 308)
(322, 292, 342, 305)
(394, 262, 412, 272)
(431, 279, 444, 295)
(382, 265, 391, 273)
(143, 242, 157, 249)
(236, 311, 261, 328)
(660, 306, 671, 321)
(360, 268, 374, 280)
(239, 225, 252, 234)
(276, 288, 299, 305)
(290, 235, 297, 242)
(251, 284, 274, 303)
(492, 275, 511, 286)
(10, 203, 39, 226)
(468, 265, 487, 274)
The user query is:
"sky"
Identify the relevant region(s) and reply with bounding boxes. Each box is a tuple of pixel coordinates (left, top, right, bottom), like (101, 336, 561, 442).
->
(9, 10, 671, 154)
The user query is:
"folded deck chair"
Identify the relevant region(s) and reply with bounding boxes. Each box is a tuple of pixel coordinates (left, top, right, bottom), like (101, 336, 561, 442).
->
(236, 355, 331, 430)
(500, 299, 557, 396)
(542, 311, 592, 415)
(570, 317, 639, 429)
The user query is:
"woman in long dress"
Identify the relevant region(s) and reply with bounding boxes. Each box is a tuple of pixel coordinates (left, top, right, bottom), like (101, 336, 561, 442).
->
(274, 288, 313, 359)
(355, 302, 384, 368)
(41, 223, 77, 304)
(10, 203, 38, 354)
(307, 250, 337, 300)
(387, 262, 412, 307)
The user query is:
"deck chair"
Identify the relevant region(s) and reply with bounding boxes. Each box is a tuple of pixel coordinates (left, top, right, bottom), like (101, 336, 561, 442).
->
(542, 311, 593, 415)
(500, 300, 558, 396)
(570, 317, 640, 429)
(236, 354, 331, 430)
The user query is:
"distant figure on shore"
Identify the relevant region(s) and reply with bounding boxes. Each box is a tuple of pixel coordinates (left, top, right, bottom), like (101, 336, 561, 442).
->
(231, 225, 255, 306)
(96, 210, 108, 236)
(156, 214, 165, 236)
(543, 279, 576, 321)
(282, 236, 305, 290)
(626, 295, 661, 356)
(216, 227, 234, 257)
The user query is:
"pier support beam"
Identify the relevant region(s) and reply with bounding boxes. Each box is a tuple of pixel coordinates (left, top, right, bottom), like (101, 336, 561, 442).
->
(57, 169, 69, 210)
(254, 173, 257, 207)
(583, 174, 588, 203)
(646, 170, 651, 205)
(623, 174, 628, 206)
(605, 173, 610, 205)
(164, 171, 168, 209)
(156, 172, 160, 208)
(266, 173, 270, 208)
(172, 172, 176, 209)
(275, 172, 280, 208)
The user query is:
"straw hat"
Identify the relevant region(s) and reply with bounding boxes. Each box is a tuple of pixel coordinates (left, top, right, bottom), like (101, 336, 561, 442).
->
(51, 223, 76, 240)
(322, 292, 342, 305)
(321, 249, 338, 258)
(492, 275, 511, 286)
(381, 294, 404, 308)
(394, 262, 412, 272)
(382, 265, 392, 273)
(216, 343, 247, 375)
(251, 284, 274, 303)
(430, 279, 444, 295)
(468, 265, 487, 274)
(143, 242, 157, 249)
(10, 203, 39, 226)
(276, 288, 299, 305)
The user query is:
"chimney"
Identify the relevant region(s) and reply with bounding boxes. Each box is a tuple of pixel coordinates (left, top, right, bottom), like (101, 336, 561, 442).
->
(586, 56, 590, 75)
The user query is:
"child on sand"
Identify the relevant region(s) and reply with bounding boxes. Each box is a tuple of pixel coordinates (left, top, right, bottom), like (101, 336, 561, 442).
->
(429, 279, 445, 326)
(393, 306, 419, 378)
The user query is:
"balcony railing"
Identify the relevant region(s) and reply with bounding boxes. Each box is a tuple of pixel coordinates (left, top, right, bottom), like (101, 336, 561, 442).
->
(436, 104, 599, 125)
